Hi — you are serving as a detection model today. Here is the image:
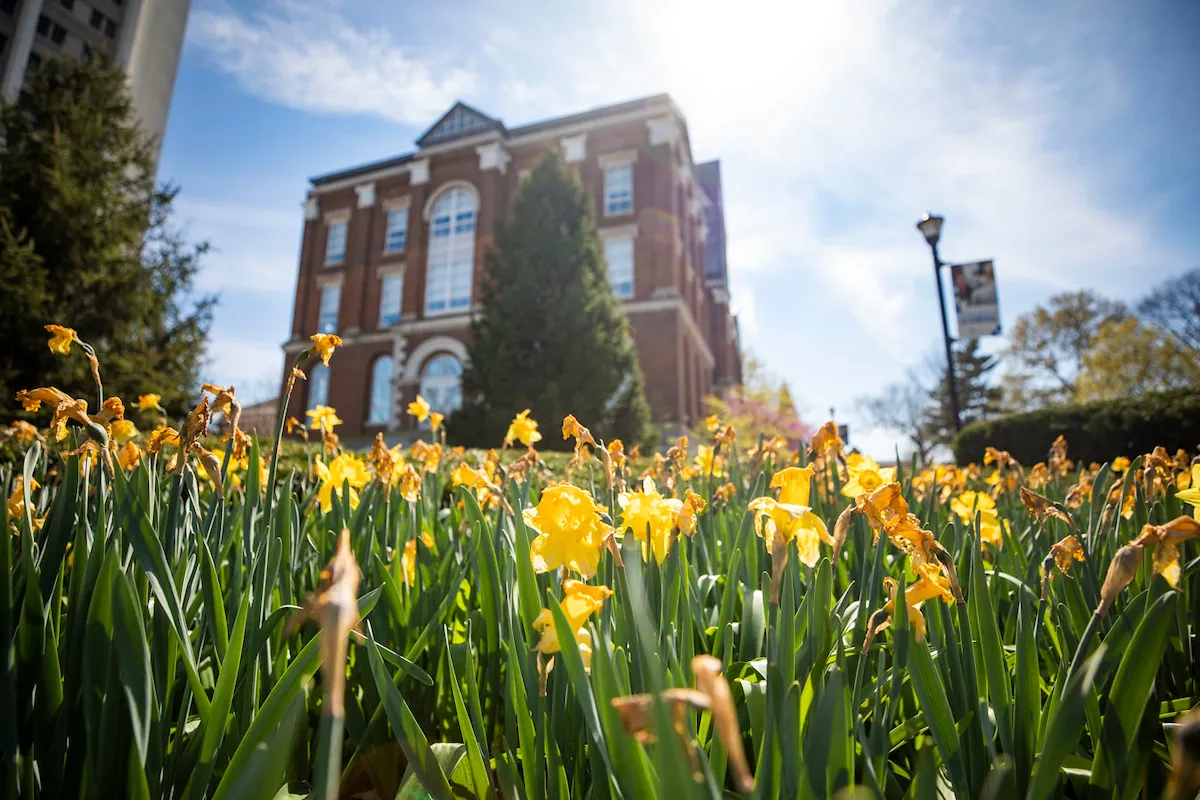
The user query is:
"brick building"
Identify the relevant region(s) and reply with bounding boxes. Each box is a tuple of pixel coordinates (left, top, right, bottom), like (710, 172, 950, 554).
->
(281, 93, 742, 438)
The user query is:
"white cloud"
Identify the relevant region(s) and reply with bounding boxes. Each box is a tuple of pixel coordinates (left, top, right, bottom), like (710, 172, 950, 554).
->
(187, 2, 474, 123)
(201, 337, 284, 403)
(174, 197, 300, 294)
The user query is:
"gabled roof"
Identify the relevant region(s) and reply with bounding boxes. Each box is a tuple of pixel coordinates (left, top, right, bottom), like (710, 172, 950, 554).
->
(310, 93, 679, 188)
(415, 101, 505, 148)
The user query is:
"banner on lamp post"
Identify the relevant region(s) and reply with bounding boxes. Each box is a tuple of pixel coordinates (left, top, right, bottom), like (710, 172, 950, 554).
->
(949, 260, 1001, 338)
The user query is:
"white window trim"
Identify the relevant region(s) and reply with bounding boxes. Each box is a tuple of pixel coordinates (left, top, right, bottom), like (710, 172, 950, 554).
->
(402, 335, 469, 383)
(597, 224, 639, 241)
(597, 149, 639, 168)
(422, 180, 479, 221)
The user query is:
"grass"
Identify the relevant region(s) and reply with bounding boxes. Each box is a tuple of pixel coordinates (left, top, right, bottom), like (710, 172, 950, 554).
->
(2, 407, 1198, 799)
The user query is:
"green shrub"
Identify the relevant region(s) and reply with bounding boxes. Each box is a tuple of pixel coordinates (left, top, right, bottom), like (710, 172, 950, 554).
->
(953, 388, 1200, 465)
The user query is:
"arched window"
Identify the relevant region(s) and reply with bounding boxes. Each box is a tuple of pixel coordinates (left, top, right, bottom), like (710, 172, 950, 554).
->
(419, 354, 462, 415)
(424, 188, 477, 315)
(308, 363, 329, 410)
(367, 356, 393, 424)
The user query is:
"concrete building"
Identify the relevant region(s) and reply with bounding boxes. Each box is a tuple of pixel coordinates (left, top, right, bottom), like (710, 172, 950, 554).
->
(282, 94, 743, 438)
(0, 0, 190, 157)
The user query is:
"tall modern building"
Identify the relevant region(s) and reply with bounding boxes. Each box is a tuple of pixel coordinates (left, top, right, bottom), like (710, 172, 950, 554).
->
(0, 0, 190, 156)
(282, 93, 744, 438)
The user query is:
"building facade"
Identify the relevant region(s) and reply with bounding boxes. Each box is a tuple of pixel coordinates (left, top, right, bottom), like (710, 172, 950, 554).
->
(283, 94, 743, 438)
(0, 0, 190, 158)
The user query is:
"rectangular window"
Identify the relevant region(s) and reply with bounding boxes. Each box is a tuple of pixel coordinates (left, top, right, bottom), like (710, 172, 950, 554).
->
(604, 162, 633, 215)
(36, 15, 50, 36)
(379, 273, 403, 326)
(104, 18, 116, 37)
(604, 236, 634, 298)
(61, 0, 75, 10)
(424, 202, 475, 313)
(89, 8, 103, 28)
(384, 207, 407, 253)
(50, 24, 65, 45)
(325, 220, 347, 264)
(318, 283, 341, 333)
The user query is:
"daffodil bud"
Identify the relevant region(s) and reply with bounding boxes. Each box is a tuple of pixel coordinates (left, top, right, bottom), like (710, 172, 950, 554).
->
(1097, 544, 1144, 615)
(85, 420, 109, 446)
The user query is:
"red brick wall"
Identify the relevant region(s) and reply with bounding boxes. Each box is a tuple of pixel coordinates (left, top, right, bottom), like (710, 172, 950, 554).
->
(286, 105, 741, 434)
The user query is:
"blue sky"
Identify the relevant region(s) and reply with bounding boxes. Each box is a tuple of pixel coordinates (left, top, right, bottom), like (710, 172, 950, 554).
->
(161, 0, 1200, 457)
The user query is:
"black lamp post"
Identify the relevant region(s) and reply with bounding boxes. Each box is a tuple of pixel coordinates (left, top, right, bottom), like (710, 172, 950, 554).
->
(917, 212, 962, 432)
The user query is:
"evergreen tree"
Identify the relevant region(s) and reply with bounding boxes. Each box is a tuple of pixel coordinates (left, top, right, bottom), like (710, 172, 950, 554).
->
(449, 150, 652, 447)
(0, 57, 213, 414)
(921, 339, 1003, 447)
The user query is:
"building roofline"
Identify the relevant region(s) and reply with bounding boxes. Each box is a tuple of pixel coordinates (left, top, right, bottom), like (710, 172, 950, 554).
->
(309, 92, 681, 188)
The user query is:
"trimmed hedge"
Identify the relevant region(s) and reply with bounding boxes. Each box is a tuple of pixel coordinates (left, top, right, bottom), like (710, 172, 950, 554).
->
(952, 388, 1200, 466)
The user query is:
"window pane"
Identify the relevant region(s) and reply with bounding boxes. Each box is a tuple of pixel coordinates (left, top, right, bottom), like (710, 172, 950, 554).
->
(604, 163, 633, 215)
(424, 189, 477, 315)
(368, 357, 393, 424)
(326, 221, 347, 263)
(385, 208, 407, 253)
(419, 354, 463, 416)
(319, 284, 341, 333)
(379, 273, 403, 326)
(308, 364, 329, 410)
(604, 236, 635, 298)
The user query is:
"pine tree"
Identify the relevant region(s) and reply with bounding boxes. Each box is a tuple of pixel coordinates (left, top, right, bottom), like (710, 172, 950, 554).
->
(449, 150, 653, 448)
(921, 339, 1003, 447)
(0, 57, 213, 414)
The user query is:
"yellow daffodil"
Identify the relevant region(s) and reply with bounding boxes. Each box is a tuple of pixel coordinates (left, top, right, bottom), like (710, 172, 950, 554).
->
(677, 489, 706, 536)
(411, 440, 441, 472)
(110, 418, 138, 444)
(950, 490, 1006, 548)
(809, 420, 844, 461)
(7, 477, 38, 522)
(694, 444, 724, 477)
(618, 477, 684, 563)
(451, 462, 488, 489)
(1131, 516, 1200, 588)
(840, 454, 895, 499)
(865, 563, 956, 647)
(146, 426, 180, 454)
(135, 393, 163, 413)
(1177, 481, 1200, 518)
(117, 440, 142, 470)
(399, 464, 421, 502)
(1, 420, 41, 446)
(1041, 534, 1086, 599)
(407, 395, 430, 422)
(430, 411, 444, 432)
(306, 405, 342, 434)
(747, 496, 832, 567)
(524, 484, 613, 577)
(532, 579, 613, 670)
(505, 409, 542, 447)
(771, 466, 814, 506)
(1111, 456, 1131, 473)
(314, 452, 370, 512)
(399, 531, 435, 586)
(309, 333, 343, 366)
(607, 439, 627, 472)
(44, 324, 79, 355)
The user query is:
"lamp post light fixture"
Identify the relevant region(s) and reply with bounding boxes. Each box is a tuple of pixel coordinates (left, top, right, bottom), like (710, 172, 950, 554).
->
(917, 212, 962, 433)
